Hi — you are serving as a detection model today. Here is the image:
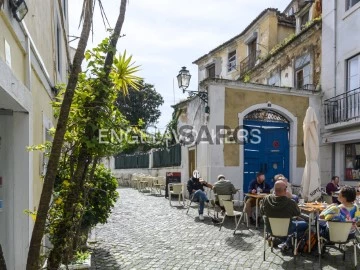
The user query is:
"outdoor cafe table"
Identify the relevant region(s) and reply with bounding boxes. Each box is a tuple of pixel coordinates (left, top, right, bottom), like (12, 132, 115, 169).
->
(244, 193, 268, 228)
(299, 202, 326, 254)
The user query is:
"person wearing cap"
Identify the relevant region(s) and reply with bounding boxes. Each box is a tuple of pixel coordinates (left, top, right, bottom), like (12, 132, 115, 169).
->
(212, 174, 238, 205)
(187, 170, 213, 221)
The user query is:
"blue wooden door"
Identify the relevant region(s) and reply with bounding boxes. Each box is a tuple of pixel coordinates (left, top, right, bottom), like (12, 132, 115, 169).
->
(243, 120, 289, 193)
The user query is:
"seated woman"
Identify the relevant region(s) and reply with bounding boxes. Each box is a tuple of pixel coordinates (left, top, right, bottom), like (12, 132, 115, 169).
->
(319, 185, 360, 240)
(326, 176, 341, 204)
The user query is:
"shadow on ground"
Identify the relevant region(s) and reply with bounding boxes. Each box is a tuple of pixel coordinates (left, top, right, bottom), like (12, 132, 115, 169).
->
(90, 247, 122, 270)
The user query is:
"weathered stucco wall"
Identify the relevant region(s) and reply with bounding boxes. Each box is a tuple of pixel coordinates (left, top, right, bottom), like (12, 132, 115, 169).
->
(31, 68, 54, 210)
(196, 11, 295, 82)
(223, 87, 309, 167)
(250, 23, 322, 89)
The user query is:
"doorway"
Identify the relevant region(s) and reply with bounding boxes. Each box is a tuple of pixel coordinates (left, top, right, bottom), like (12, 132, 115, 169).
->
(243, 109, 290, 192)
(188, 149, 195, 179)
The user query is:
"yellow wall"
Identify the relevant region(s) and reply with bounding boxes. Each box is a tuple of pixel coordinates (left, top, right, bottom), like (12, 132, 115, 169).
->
(24, 0, 54, 82)
(31, 68, 53, 209)
(223, 87, 309, 167)
(24, 0, 68, 82)
(277, 25, 295, 44)
(0, 14, 26, 84)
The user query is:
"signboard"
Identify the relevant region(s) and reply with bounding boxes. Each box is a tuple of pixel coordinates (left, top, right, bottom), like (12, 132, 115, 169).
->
(165, 172, 181, 198)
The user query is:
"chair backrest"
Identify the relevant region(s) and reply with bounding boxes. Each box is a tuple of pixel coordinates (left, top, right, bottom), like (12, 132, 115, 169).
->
(217, 195, 232, 207)
(159, 176, 166, 185)
(328, 221, 353, 243)
(222, 200, 235, 216)
(171, 183, 183, 194)
(322, 194, 333, 204)
(268, 217, 291, 237)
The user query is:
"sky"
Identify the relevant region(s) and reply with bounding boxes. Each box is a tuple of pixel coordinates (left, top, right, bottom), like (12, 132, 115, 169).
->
(69, 0, 290, 132)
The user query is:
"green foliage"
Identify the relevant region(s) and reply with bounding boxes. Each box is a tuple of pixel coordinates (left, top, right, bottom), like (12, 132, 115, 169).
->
(243, 73, 251, 83)
(116, 79, 164, 127)
(44, 37, 142, 265)
(73, 250, 91, 264)
(81, 165, 119, 228)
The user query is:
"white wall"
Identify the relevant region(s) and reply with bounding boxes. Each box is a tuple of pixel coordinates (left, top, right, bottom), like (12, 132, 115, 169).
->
(321, 0, 360, 184)
(0, 114, 14, 270)
(0, 112, 30, 270)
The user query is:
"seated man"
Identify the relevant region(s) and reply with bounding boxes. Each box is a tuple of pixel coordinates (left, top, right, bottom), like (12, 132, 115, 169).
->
(245, 172, 271, 224)
(326, 176, 341, 204)
(272, 174, 298, 203)
(261, 180, 308, 250)
(320, 185, 360, 240)
(187, 170, 213, 221)
(212, 174, 238, 206)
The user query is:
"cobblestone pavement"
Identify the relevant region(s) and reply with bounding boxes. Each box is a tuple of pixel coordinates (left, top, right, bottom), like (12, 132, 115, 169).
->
(90, 188, 359, 270)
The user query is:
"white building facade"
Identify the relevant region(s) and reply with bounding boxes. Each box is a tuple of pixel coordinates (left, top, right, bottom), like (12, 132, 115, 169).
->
(321, 0, 360, 185)
(0, 0, 69, 269)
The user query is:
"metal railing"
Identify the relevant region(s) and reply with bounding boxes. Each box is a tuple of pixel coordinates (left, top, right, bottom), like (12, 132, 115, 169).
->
(324, 87, 360, 125)
(114, 152, 150, 169)
(240, 50, 260, 75)
(114, 144, 182, 169)
(153, 144, 181, 168)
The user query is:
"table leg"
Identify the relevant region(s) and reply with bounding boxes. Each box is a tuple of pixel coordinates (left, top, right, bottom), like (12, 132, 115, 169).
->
(316, 212, 321, 255)
(256, 198, 259, 229)
(309, 213, 312, 253)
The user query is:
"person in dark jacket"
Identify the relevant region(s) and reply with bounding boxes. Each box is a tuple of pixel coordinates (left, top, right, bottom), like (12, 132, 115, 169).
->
(187, 170, 213, 221)
(245, 172, 271, 224)
(261, 180, 308, 250)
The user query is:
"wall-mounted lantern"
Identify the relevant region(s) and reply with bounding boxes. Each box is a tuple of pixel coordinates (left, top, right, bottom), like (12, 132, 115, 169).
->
(10, 0, 28, 22)
(177, 66, 210, 114)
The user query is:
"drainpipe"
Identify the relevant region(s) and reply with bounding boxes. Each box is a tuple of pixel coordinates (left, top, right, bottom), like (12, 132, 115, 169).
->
(332, 0, 337, 177)
(24, 35, 31, 89)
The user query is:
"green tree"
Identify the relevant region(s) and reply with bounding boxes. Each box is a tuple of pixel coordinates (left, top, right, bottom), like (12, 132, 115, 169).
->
(116, 80, 164, 127)
(26, 1, 94, 269)
(0, 244, 6, 270)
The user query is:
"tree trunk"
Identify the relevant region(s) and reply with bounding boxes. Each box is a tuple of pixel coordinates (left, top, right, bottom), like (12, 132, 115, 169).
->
(26, 1, 94, 269)
(0, 244, 7, 270)
(46, 1, 128, 268)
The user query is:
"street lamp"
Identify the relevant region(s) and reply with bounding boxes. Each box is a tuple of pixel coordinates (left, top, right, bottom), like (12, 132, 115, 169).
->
(177, 66, 210, 113)
(10, 0, 28, 22)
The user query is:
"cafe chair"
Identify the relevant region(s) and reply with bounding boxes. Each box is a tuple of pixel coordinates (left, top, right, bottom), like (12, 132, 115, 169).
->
(211, 194, 232, 219)
(321, 193, 333, 204)
(153, 176, 166, 196)
(219, 199, 245, 232)
(319, 220, 358, 267)
(168, 183, 184, 206)
(186, 187, 211, 216)
(263, 216, 298, 260)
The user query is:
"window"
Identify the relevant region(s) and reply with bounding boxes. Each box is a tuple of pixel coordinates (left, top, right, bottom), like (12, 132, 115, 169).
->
(207, 64, 215, 78)
(346, 0, 360, 10)
(300, 11, 309, 28)
(228, 51, 236, 72)
(295, 53, 311, 89)
(268, 72, 280, 86)
(348, 54, 360, 92)
(56, 22, 62, 74)
(287, 7, 294, 16)
(345, 143, 360, 181)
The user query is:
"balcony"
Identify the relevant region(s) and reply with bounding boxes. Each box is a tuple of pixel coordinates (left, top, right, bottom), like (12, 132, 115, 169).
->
(324, 87, 360, 126)
(240, 50, 260, 75)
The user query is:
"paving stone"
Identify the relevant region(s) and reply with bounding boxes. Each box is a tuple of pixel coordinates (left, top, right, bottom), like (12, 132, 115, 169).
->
(90, 188, 359, 269)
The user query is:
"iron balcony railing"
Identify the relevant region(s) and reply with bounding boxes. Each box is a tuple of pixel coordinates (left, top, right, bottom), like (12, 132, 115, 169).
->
(324, 87, 360, 125)
(240, 50, 261, 75)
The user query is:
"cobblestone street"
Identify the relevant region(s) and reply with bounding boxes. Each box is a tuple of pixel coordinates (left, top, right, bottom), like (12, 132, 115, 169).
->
(90, 188, 358, 270)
